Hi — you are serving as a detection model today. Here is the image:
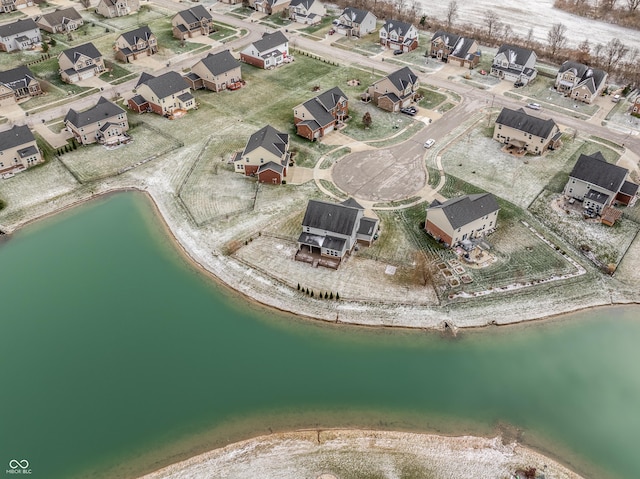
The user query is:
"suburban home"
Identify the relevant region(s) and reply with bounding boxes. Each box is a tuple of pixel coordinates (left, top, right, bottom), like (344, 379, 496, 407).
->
(128, 71, 195, 116)
(0, 65, 41, 105)
(58, 43, 105, 84)
(64, 96, 129, 146)
(425, 193, 500, 248)
(296, 198, 379, 268)
(172, 5, 214, 40)
(493, 107, 562, 155)
(35, 7, 84, 34)
(289, 0, 325, 24)
(253, 0, 291, 15)
(335, 7, 376, 37)
(0, 19, 41, 53)
(429, 30, 480, 67)
(293, 86, 348, 141)
(233, 125, 289, 184)
(491, 44, 537, 85)
(114, 25, 157, 63)
(379, 19, 418, 52)
(1, 0, 34, 13)
(364, 66, 419, 112)
(240, 31, 289, 69)
(555, 61, 608, 104)
(564, 151, 638, 215)
(0, 124, 42, 176)
(96, 0, 139, 18)
(184, 49, 242, 92)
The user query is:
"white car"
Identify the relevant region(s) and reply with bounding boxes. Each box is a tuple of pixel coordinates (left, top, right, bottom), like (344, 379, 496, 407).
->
(526, 103, 541, 110)
(424, 139, 435, 148)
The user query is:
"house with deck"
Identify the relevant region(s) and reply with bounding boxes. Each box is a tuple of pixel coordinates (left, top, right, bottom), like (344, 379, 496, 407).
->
(335, 7, 376, 37)
(64, 96, 129, 145)
(0, 19, 40, 52)
(0, 125, 42, 176)
(233, 125, 289, 184)
(429, 30, 480, 67)
(379, 19, 418, 52)
(1, 0, 34, 13)
(184, 50, 242, 92)
(128, 71, 195, 116)
(0, 65, 41, 105)
(425, 193, 500, 248)
(555, 61, 607, 104)
(289, 0, 325, 24)
(493, 107, 562, 155)
(364, 66, 418, 112)
(240, 31, 289, 69)
(296, 198, 379, 268)
(58, 42, 105, 84)
(491, 44, 537, 85)
(35, 7, 84, 34)
(293, 86, 348, 141)
(172, 5, 214, 40)
(114, 25, 157, 63)
(96, 0, 139, 18)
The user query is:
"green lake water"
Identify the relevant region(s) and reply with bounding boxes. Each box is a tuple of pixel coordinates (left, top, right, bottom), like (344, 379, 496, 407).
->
(1, 192, 640, 479)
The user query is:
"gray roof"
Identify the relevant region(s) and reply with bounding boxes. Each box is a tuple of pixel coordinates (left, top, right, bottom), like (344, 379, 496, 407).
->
(289, 0, 316, 9)
(136, 71, 190, 99)
(0, 18, 38, 38)
(252, 31, 288, 54)
(495, 107, 558, 138)
(119, 25, 154, 46)
(257, 161, 284, 174)
(341, 197, 363, 209)
(17, 145, 38, 158)
(64, 96, 124, 128)
(243, 125, 288, 158)
(449, 36, 477, 60)
(620, 181, 639, 196)
(60, 42, 102, 62)
(357, 217, 378, 236)
(36, 7, 82, 27)
(429, 193, 500, 230)
(558, 60, 607, 94)
(430, 30, 460, 47)
(0, 125, 36, 151)
(299, 86, 347, 128)
(302, 199, 361, 236)
(385, 66, 418, 92)
(340, 6, 372, 24)
(569, 152, 628, 194)
(495, 44, 535, 66)
(197, 50, 239, 76)
(0, 65, 38, 91)
(175, 5, 212, 24)
(382, 19, 414, 37)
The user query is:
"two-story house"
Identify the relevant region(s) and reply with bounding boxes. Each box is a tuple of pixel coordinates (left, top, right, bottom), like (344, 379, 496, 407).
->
(293, 86, 348, 141)
(1, 0, 34, 13)
(491, 44, 537, 85)
(0, 124, 42, 176)
(64, 96, 129, 145)
(233, 125, 289, 184)
(128, 71, 195, 116)
(288, 0, 325, 24)
(335, 7, 376, 37)
(240, 31, 289, 69)
(96, 0, 139, 18)
(0, 65, 41, 105)
(429, 30, 480, 67)
(35, 7, 84, 34)
(555, 61, 608, 104)
(296, 198, 379, 267)
(564, 151, 638, 215)
(184, 49, 242, 92)
(425, 193, 500, 248)
(172, 5, 214, 40)
(493, 107, 562, 155)
(0, 19, 41, 52)
(253, 0, 291, 15)
(58, 43, 105, 84)
(379, 19, 418, 52)
(114, 25, 157, 63)
(364, 66, 419, 112)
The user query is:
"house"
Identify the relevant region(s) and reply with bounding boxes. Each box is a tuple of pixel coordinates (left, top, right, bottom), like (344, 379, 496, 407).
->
(64, 96, 129, 145)
(429, 30, 480, 67)
(296, 198, 379, 267)
(491, 44, 537, 85)
(293, 86, 348, 141)
(564, 151, 638, 215)
(240, 31, 289, 69)
(0, 125, 42, 176)
(96, 0, 139, 18)
(233, 125, 289, 184)
(114, 25, 157, 63)
(555, 61, 607, 104)
(184, 49, 242, 92)
(493, 107, 562, 155)
(0, 65, 41, 105)
(253, 0, 291, 15)
(289, 0, 325, 24)
(172, 5, 214, 40)
(58, 43, 105, 84)
(379, 19, 418, 52)
(334, 7, 376, 37)
(1, 0, 33, 13)
(364, 66, 419, 112)
(0, 19, 41, 53)
(34, 7, 84, 34)
(425, 193, 500, 248)
(128, 71, 195, 116)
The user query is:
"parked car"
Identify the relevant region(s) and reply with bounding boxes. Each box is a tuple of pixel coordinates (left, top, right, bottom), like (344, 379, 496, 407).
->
(401, 106, 417, 116)
(393, 49, 403, 55)
(479, 69, 487, 75)
(514, 81, 524, 88)
(328, 28, 335, 35)
(424, 139, 435, 148)
(526, 103, 541, 110)
(612, 94, 621, 102)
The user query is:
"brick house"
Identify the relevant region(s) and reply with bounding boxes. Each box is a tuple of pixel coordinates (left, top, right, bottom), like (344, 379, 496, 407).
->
(64, 96, 129, 145)
(233, 125, 289, 184)
(128, 71, 195, 116)
(364, 66, 419, 112)
(0, 125, 42, 176)
(114, 25, 157, 63)
(293, 86, 348, 141)
(184, 50, 242, 92)
(253, 0, 291, 15)
(240, 31, 289, 69)
(58, 42, 105, 84)
(0, 65, 41, 105)
(493, 107, 562, 155)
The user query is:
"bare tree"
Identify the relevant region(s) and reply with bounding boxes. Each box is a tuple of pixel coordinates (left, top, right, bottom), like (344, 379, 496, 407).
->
(599, 0, 617, 11)
(483, 10, 501, 43)
(525, 28, 535, 48)
(501, 24, 513, 42)
(547, 23, 568, 57)
(626, 0, 640, 11)
(445, 0, 458, 28)
(577, 38, 591, 63)
(602, 37, 629, 70)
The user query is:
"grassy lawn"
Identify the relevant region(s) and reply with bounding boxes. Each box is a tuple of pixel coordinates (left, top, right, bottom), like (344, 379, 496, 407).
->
(298, 16, 334, 35)
(342, 101, 423, 143)
(228, 6, 254, 18)
(209, 23, 239, 42)
(332, 34, 382, 57)
(85, 6, 168, 32)
(47, 20, 114, 48)
(417, 87, 447, 109)
(517, 78, 599, 118)
(259, 14, 291, 28)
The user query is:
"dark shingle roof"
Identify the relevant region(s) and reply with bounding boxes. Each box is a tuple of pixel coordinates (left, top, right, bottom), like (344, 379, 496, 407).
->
(558, 61, 607, 94)
(0, 18, 38, 38)
(386, 66, 418, 92)
(64, 96, 124, 127)
(0, 65, 37, 90)
(620, 181, 639, 196)
(197, 50, 239, 76)
(430, 193, 499, 230)
(341, 197, 363, 209)
(495, 44, 535, 65)
(175, 5, 212, 24)
(119, 25, 154, 46)
(357, 217, 378, 236)
(252, 31, 288, 54)
(299, 86, 347, 128)
(289, 0, 315, 8)
(495, 107, 558, 138)
(340, 6, 372, 24)
(136, 71, 189, 99)
(243, 125, 288, 158)
(450, 36, 477, 60)
(257, 161, 284, 174)
(382, 19, 414, 37)
(60, 42, 102, 62)
(0, 125, 36, 151)
(430, 30, 459, 46)
(302, 199, 360, 236)
(569, 152, 628, 194)
(36, 7, 82, 27)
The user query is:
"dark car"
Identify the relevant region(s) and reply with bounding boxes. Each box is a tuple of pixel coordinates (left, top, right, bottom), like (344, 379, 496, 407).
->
(514, 81, 524, 88)
(393, 49, 403, 55)
(400, 106, 417, 116)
